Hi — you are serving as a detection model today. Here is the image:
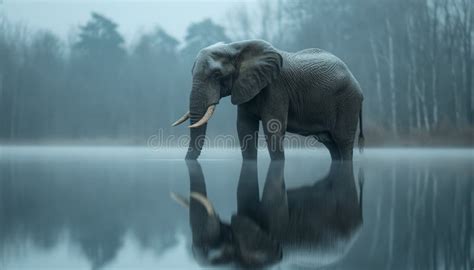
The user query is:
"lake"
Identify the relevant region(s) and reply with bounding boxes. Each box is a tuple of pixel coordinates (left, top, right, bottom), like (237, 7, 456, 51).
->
(0, 146, 472, 269)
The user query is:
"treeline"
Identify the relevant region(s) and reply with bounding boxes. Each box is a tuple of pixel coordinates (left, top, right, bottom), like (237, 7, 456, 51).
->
(0, 0, 472, 146)
(0, 13, 231, 144)
(230, 0, 473, 144)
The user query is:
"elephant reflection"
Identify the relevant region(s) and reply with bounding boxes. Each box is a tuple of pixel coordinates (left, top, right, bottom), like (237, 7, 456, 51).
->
(172, 160, 363, 268)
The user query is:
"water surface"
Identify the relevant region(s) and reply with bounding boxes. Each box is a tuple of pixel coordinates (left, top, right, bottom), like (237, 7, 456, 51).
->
(0, 147, 472, 269)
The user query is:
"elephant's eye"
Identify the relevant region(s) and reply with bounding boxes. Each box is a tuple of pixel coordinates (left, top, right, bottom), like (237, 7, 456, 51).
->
(211, 70, 223, 79)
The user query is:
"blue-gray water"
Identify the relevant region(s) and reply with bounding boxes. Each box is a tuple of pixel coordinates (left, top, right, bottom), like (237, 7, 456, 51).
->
(0, 147, 472, 269)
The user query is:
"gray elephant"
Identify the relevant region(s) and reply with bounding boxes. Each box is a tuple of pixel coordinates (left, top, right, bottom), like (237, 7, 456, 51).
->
(171, 160, 364, 268)
(172, 40, 364, 160)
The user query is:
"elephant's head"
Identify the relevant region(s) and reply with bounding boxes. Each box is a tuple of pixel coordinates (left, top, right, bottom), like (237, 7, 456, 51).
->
(172, 40, 283, 159)
(171, 160, 282, 267)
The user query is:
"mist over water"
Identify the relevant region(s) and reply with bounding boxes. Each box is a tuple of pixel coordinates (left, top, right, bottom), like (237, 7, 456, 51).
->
(0, 147, 471, 269)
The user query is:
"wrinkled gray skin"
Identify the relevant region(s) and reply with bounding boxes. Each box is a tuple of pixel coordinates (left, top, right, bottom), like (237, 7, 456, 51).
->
(183, 39, 364, 160)
(183, 160, 364, 268)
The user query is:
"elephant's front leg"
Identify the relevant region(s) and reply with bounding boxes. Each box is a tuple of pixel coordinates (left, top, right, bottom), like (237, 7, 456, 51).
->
(237, 106, 260, 160)
(262, 115, 287, 160)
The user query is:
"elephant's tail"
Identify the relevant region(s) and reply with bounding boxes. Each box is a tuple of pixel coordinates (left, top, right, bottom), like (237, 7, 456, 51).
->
(358, 106, 365, 154)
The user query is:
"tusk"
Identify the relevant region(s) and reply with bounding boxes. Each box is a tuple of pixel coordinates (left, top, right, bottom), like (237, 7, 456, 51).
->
(189, 105, 216, 128)
(190, 192, 215, 215)
(170, 192, 190, 208)
(171, 111, 190, 127)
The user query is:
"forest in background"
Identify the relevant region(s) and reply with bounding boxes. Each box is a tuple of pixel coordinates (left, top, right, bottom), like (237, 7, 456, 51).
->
(0, 0, 472, 146)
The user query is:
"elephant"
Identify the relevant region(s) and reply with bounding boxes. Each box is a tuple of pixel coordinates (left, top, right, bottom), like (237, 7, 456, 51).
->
(171, 160, 364, 268)
(172, 39, 364, 161)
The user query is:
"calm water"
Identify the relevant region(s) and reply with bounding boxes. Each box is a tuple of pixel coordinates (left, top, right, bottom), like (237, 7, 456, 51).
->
(0, 147, 472, 269)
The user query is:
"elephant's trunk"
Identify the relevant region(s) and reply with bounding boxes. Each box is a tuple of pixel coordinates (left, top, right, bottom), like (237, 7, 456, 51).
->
(185, 80, 219, 160)
(185, 122, 207, 160)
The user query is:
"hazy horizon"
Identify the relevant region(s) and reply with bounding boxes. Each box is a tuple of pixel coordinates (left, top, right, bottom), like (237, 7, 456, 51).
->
(1, 0, 257, 43)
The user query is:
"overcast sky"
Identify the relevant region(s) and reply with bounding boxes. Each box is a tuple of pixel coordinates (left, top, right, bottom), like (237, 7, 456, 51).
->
(1, 0, 256, 43)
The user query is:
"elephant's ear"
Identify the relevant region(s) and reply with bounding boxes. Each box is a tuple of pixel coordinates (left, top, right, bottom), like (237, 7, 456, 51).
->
(231, 40, 283, 105)
(231, 215, 282, 267)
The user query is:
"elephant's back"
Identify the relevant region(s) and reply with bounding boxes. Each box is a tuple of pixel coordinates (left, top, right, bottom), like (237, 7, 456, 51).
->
(280, 48, 360, 93)
(294, 47, 326, 55)
(278, 49, 344, 100)
(288, 47, 345, 64)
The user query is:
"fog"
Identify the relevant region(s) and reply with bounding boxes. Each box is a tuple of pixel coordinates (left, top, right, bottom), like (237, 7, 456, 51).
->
(2, 0, 253, 42)
(0, 0, 472, 146)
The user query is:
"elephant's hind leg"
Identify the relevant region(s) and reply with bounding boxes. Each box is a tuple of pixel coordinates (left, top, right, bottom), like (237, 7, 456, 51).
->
(337, 140, 355, 160)
(333, 87, 362, 161)
(325, 141, 343, 160)
(316, 133, 342, 160)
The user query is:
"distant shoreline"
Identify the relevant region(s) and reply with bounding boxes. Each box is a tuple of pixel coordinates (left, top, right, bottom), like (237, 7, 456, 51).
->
(0, 143, 472, 149)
